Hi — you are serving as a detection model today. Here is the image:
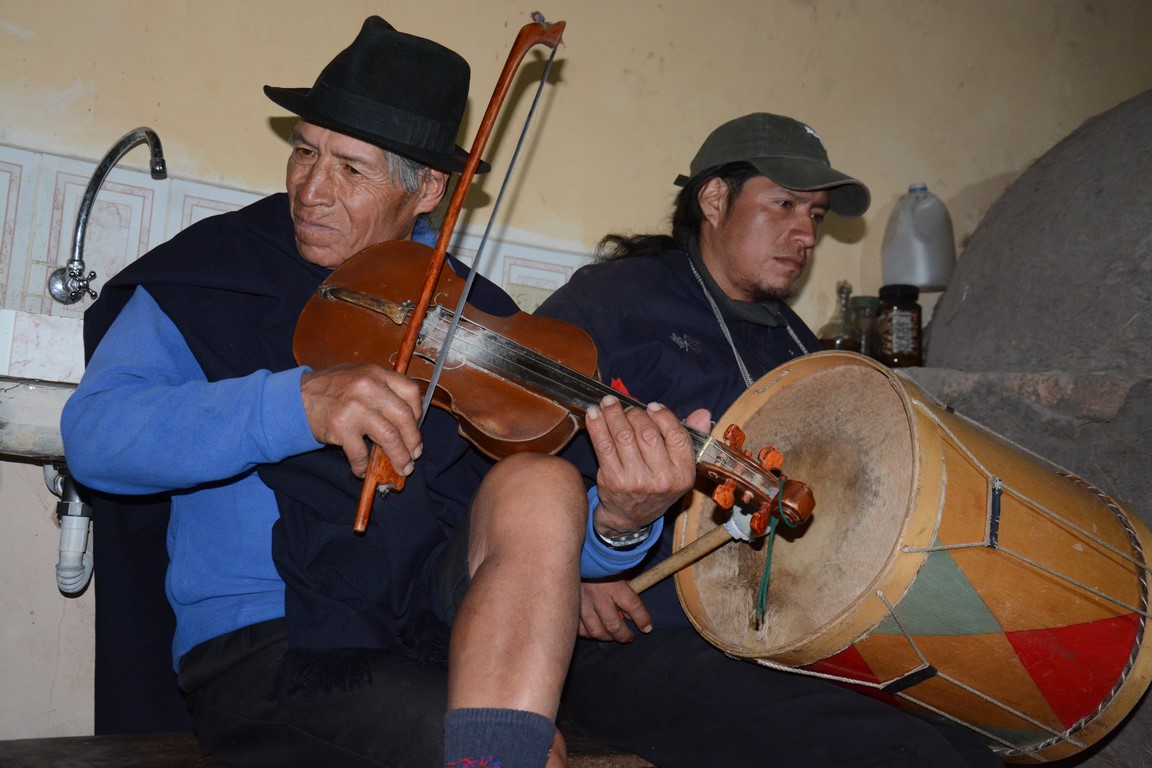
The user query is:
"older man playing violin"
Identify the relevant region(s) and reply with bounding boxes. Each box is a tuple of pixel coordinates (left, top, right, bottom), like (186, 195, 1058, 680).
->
(62, 17, 700, 768)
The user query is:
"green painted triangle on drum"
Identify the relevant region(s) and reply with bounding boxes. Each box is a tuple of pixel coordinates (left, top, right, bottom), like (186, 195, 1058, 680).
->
(919, 716, 1048, 757)
(872, 542, 1004, 636)
(965, 723, 1052, 756)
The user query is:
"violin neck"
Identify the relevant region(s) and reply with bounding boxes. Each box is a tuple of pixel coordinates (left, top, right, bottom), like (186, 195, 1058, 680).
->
(427, 309, 778, 499)
(429, 306, 640, 413)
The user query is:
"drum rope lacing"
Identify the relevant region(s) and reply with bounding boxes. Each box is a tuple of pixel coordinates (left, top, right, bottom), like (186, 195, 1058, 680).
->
(901, 399, 1151, 758)
(737, 390, 1150, 761)
(740, 585, 1090, 759)
(904, 400, 1152, 616)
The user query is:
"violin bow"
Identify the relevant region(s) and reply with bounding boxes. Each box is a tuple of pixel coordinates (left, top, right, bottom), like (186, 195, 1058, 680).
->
(354, 17, 567, 533)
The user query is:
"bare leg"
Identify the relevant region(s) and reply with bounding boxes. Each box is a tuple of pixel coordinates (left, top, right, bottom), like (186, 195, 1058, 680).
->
(449, 452, 586, 718)
(448, 452, 584, 766)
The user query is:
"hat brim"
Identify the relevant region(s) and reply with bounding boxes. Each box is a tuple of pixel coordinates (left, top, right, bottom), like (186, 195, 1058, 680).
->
(265, 86, 486, 174)
(748, 157, 870, 217)
(675, 158, 871, 218)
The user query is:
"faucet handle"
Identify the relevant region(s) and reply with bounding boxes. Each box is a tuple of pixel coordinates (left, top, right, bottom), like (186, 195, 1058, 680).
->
(47, 265, 98, 304)
(69, 268, 99, 302)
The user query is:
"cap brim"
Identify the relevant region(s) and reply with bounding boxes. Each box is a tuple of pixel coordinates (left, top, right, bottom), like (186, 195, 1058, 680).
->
(264, 85, 485, 174)
(674, 159, 871, 218)
(749, 157, 870, 217)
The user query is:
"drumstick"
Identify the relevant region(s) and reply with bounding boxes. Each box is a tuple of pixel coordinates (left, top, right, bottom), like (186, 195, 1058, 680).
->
(628, 524, 733, 593)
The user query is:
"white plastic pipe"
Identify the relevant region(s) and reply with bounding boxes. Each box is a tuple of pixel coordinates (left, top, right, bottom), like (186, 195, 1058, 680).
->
(45, 464, 94, 595)
(57, 513, 94, 595)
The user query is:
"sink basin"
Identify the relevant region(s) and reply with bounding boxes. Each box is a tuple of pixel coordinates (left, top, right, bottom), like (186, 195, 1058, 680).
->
(0, 375, 74, 460)
(0, 309, 82, 461)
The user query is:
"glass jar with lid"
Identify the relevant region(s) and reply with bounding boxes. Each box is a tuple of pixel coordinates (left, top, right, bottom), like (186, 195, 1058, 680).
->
(876, 284, 922, 367)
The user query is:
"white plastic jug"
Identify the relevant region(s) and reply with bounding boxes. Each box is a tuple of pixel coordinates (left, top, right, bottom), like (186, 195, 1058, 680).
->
(881, 184, 956, 291)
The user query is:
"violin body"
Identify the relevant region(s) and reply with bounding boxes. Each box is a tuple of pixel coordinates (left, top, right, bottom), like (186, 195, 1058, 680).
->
(294, 239, 601, 459)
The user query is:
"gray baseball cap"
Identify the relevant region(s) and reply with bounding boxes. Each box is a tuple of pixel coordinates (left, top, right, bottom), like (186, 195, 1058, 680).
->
(675, 113, 870, 217)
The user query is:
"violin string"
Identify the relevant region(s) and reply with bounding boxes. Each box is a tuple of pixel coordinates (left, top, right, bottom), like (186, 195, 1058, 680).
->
(421, 310, 616, 411)
(417, 309, 775, 492)
(432, 321, 776, 495)
(420, 43, 562, 424)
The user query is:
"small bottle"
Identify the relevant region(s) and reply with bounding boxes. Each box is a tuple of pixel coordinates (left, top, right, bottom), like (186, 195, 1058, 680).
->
(849, 295, 881, 360)
(876, 284, 923, 367)
(818, 280, 860, 351)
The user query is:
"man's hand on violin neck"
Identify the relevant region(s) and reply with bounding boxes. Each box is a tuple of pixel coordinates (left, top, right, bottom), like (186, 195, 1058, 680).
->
(300, 363, 424, 478)
(587, 395, 711, 534)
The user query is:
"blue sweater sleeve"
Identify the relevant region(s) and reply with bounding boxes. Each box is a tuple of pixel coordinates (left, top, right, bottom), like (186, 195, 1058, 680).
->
(61, 287, 322, 495)
(579, 485, 665, 578)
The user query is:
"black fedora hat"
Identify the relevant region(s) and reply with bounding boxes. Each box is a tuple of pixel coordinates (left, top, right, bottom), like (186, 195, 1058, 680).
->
(264, 16, 484, 174)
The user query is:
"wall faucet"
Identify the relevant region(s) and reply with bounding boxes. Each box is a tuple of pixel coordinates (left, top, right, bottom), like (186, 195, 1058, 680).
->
(47, 127, 167, 305)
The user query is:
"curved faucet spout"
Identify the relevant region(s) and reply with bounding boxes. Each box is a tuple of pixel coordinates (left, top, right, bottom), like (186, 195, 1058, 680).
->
(47, 127, 168, 305)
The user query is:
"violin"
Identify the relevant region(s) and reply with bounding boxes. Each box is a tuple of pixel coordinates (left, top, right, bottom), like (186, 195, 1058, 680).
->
(295, 239, 598, 458)
(291, 16, 813, 534)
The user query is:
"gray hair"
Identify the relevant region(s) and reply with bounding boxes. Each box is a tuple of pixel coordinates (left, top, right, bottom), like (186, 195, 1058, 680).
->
(386, 151, 432, 198)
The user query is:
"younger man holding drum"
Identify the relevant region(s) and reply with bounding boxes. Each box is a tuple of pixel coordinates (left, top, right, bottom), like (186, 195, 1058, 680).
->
(536, 113, 999, 767)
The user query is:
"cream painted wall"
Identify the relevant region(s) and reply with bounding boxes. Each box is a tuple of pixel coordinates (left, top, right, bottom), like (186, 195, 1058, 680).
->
(6, 1, 1152, 321)
(0, 460, 94, 739)
(2, 0, 1151, 740)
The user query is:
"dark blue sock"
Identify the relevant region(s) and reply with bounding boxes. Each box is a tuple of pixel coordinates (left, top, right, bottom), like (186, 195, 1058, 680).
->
(444, 707, 555, 768)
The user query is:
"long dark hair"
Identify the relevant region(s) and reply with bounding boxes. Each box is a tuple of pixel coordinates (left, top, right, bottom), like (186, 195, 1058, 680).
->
(596, 162, 763, 261)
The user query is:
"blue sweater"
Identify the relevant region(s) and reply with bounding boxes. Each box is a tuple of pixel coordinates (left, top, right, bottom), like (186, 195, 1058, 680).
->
(63, 287, 311, 662)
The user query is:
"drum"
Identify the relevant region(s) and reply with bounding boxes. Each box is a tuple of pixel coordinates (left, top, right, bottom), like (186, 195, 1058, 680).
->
(673, 352, 1152, 763)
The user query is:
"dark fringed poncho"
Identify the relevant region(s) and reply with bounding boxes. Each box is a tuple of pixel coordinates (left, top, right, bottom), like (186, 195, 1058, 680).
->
(84, 193, 516, 696)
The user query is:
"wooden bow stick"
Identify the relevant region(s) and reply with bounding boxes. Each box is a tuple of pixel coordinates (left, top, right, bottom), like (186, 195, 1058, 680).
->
(354, 19, 566, 533)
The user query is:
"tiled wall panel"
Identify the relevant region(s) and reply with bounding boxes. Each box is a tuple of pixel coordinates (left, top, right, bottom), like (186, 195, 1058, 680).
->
(0, 143, 590, 384)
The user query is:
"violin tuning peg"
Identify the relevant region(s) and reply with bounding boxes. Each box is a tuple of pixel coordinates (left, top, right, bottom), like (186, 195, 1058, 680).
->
(711, 479, 737, 510)
(757, 445, 784, 472)
(723, 424, 748, 455)
(750, 504, 772, 537)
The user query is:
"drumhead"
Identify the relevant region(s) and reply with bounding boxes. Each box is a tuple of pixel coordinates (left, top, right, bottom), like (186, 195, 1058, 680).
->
(675, 352, 933, 663)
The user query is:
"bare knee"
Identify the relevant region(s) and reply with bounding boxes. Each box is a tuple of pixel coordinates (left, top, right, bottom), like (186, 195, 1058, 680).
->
(470, 453, 587, 566)
(479, 453, 587, 513)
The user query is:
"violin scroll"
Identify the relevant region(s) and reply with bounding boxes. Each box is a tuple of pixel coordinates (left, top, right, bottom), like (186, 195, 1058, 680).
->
(696, 423, 814, 539)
